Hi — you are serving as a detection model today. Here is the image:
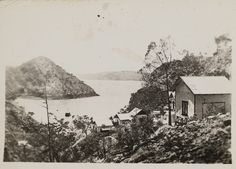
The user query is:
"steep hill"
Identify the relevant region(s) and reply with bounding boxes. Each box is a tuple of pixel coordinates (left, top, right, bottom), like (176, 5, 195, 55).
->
(4, 100, 43, 161)
(6, 56, 98, 99)
(78, 71, 142, 81)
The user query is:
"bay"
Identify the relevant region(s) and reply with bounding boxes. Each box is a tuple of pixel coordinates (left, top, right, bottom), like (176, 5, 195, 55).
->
(15, 80, 142, 125)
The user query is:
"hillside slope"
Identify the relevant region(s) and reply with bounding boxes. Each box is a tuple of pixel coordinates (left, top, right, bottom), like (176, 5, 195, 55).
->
(6, 56, 98, 99)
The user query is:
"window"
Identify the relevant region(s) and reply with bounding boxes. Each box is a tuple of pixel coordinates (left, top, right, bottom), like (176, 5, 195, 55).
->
(182, 101, 188, 116)
(202, 102, 225, 118)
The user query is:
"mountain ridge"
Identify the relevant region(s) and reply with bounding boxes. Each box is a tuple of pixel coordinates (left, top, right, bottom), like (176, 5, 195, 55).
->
(78, 70, 142, 81)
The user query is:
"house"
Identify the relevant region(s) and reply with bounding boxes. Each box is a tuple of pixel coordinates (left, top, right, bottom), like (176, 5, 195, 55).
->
(110, 108, 149, 126)
(174, 76, 231, 120)
(116, 113, 132, 125)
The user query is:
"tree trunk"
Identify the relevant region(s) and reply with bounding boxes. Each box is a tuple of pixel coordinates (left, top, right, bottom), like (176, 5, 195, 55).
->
(165, 66, 172, 126)
(44, 76, 53, 162)
(23, 145, 26, 161)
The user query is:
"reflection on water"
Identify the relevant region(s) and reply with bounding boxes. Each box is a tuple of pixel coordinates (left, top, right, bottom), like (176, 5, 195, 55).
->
(15, 80, 142, 125)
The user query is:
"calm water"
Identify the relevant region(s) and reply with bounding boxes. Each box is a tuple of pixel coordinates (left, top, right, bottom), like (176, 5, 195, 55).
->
(15, 80, 142, 125)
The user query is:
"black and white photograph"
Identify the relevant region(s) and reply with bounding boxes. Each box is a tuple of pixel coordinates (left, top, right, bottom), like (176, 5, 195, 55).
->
(0, 0, 235, 166)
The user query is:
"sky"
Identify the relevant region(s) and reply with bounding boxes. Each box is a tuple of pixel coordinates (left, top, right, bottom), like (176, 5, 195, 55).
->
(0, 0, 235, 74)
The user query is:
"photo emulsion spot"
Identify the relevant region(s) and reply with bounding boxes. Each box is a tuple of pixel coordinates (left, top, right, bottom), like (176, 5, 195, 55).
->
(1, 0, 233, 164)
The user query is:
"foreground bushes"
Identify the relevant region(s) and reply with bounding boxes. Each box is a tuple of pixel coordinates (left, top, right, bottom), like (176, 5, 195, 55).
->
(5, 100, 231, 163)
(116, 112, 231, 163)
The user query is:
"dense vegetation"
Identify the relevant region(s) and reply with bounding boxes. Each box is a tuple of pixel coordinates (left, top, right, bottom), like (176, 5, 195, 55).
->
(109, 112, 231, 163)
(128, 34, 231, 111)
(4, 34, 232, 163)
(4, 99, 231, 163)
(4, 100, 106, 162)
(128, 86, 168, 111)
(6, 56, 98, 100)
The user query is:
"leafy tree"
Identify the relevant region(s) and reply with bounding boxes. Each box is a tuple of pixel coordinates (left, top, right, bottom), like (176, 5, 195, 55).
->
(128, 86, 168, 111)
(76, 132, 103, 161)
(116, 126, 137, 152)
(73, 115, 95, 137)
(134, 115, 155, 142)
(4, 101, 49, 162)
(4, 99, 100, 162)
(115, 115, 157, 153)
(49, 118, 77, 162)
(204, 34, 232, 79)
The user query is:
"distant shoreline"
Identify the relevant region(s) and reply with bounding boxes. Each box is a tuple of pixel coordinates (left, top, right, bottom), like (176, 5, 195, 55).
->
(78, 70, 142, 81)
(81, 78, 142, 81)
(15, 94, 100, 101)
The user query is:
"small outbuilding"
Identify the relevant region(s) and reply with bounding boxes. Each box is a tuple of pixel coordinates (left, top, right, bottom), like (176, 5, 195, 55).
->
(174, 76, 231, 119)
(110, 108, 149, 126)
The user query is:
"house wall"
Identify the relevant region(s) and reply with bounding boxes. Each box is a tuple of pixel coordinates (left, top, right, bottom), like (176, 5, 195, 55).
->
(195, 94, 231, 119)
(175, 81, 195, 117)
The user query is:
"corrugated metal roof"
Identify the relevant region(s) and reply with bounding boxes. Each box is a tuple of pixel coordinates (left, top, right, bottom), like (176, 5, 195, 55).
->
(129, 107, 142, 116)
(180, 76, 231, 94)
(117, 113, 132, 121)
(117, 108, 142, 121)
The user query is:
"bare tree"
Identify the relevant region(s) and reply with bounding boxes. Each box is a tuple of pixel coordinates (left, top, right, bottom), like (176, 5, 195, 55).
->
(35, 65, 53, 161)
(43, 73, 53, 162)
(141, 36, 177, 125)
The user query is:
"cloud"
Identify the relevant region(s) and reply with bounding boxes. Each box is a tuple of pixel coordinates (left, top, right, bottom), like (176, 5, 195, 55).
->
(0, 0, 234, 74)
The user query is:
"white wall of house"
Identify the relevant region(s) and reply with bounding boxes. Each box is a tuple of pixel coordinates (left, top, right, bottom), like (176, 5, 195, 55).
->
(195, 94, 231, 119)
(175, 81, 195, 118)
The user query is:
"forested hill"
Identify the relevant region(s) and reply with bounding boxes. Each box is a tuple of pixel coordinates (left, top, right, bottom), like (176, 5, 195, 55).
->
(128, 34, 231, 111)
(6, 56, 98, 99)
(78, 71, 142, 81)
